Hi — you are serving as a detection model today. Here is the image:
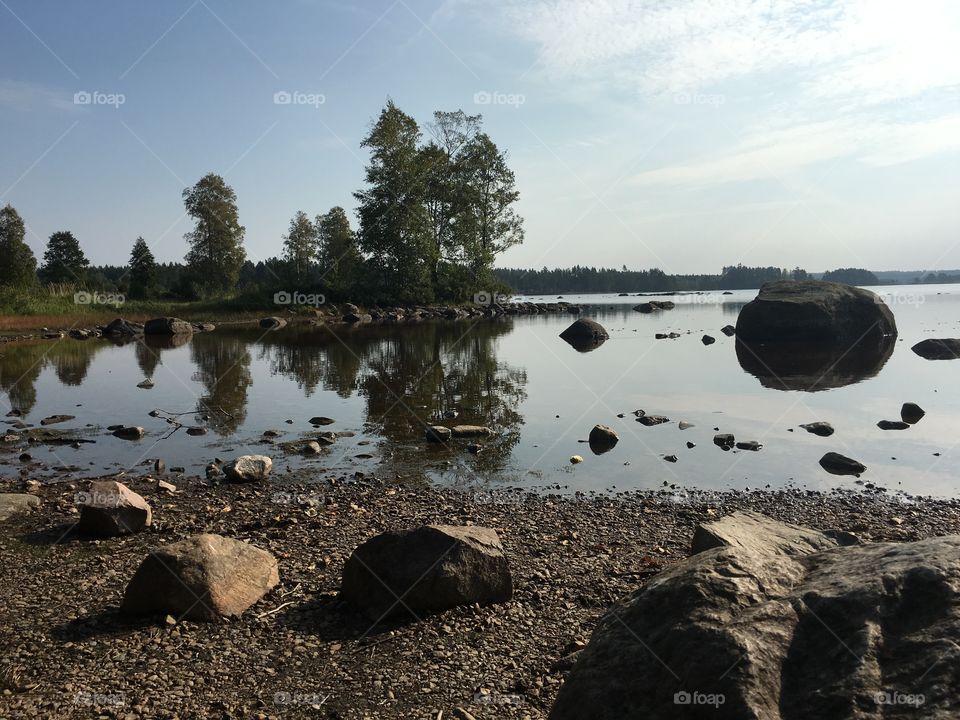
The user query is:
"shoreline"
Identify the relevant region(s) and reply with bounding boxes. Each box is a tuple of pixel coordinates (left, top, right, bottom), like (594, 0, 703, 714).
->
(2, 471, 958, 718)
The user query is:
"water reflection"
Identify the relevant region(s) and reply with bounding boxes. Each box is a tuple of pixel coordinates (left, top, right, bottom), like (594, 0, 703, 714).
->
(735, 335, 896, 391)
(191, 333, 253, 436)
(0, 340, 109, 413)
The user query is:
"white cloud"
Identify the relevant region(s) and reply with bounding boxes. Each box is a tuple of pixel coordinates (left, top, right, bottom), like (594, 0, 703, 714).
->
(0, 79, 79, 113)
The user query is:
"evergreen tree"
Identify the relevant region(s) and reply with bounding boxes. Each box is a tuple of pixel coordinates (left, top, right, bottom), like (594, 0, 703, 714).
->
(182, 173, 246, 296)
(0, 204, 37, 289)
(128, 236, 158, 299)
(317, 206, 361, 295)
(282, 210, 317, 281)
(39, 230, 88, 285)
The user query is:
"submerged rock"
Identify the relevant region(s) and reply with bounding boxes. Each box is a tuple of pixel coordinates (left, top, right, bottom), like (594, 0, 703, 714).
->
(426, 426, 452, 443)
(877, 420, 910, 430)
(341, 525, 512, 620)
(636, 415, 669, 427)
(912, 338, 960, 360)
(800, 421, 834, 436)
(450, 425, 492, 438)
(223, 455, 273, 482)
(559, 319, 609, 352)
(144, 317, 194, 335)
(588, 424, 618, 454)
(112, 426, 145, 440)
(259, 317, 287, 330)
(819, 452, 866, 476)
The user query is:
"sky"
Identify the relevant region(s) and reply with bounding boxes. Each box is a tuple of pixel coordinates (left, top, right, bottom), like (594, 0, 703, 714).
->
(1, 0, 959, 276)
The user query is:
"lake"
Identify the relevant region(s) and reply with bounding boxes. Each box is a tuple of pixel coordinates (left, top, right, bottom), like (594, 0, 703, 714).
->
(2, 285, 959, 497)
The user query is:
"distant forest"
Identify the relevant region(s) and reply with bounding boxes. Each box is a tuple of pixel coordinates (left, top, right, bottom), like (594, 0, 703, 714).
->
(493, 265, 960, 294)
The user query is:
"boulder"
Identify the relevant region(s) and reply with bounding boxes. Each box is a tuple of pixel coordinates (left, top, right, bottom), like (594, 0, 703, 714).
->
(736, 280, 896, 342)
(259, 317, 287, 330)
(901, 402, 925, 424)
(633, 302, 658, 313)
(800, 421, 834, 436)
(450, 425, 492, 438)
(588, 424, 618, 454)
(551, 514, 960, 720)
(0, 493, 40, 522)
(144, 317, 194, 335)
(102, 318, 143, 337)
(112, 425, 145, 440)
(912, 338, 960, 360)
(303, 441, 322, 455)
(222, 455, 273, 482)
(341, 525, 512, 620)
(426, 426, 452, 443)
(122, 534, 279, 620)
(78, 481, 152, 537)
(559, 319, 609, 352)
(819, 452, 866, 476)
(691, 510, 840, 556)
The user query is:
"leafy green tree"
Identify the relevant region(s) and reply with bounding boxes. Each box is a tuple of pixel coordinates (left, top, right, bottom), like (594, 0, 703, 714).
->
(39, 230, 88, 285)
(128, 236, 158, 299)
(317, 206, 361, 296)
(354, 100, 433, 303)
(0, 204, 37, 288)
(182, 173, 246, 296)
(282, 210, 317, 281)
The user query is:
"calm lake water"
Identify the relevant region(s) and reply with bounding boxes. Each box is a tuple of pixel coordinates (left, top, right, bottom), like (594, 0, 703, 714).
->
(2, 285, 959, 497)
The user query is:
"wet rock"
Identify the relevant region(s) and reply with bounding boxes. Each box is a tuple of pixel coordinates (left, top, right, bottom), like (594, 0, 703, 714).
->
(143, 317, 194, 335)
(40, 414, 75, 426)
(588, 424, 619, 454)
(551, 514, 960, 720)
(736, 280, 897, 342)
(637, 415, 669, 427)
(186, 427, 207, 436)
(654, 332, 680, 340)
(205, 463, 220, 478)
(735, 440, 762, 451)
(701, 334, 716, 345)
(303, 441, 322, 455)
(713, 433, 735, 450)
(911, 338, 960, 360)
(154, 458, 165, 474)
(720, 325, 736, 337)
(69, 328, 91, 340)
(122, 534, 279, 620)
(800, 421, 834, 437)
(103, 318, 143, 337)
(901, 402, 925, 424)
(451, 425, 492, 438)
(262, 429, 281, 437)
(78, 481, 152, 537)
(0, 493, 40, 522)
(341, 525, 512, 620)
(112, 426, 145, 440)
(223, 455, 273, 482)
(309, 416, 335, 426)
(559, 319, 609, 352)
(259, 317, 287, 329)
(426, 426, 452, 443)
(317, 431, 337, 445)
(877, 420, 910, 430)
(819, 452, 866, 476)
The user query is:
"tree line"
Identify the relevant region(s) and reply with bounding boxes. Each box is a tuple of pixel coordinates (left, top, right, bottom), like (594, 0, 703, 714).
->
(0, 101, 522, 305)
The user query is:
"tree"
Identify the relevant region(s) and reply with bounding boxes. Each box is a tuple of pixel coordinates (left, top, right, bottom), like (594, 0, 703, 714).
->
(39, 230, 88, 285)
(0, 204, 37, 288)
(128, 236, 158, 299)
(182, 173, 246, 296)
(354, 100, 433, 303)
(282, 210, 317, 281)
(822, 268, 879, 286)
(317, 206, 361, 295)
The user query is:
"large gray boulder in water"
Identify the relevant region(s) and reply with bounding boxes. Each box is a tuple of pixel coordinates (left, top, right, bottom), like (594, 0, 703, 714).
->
(736, 280, 896, 342)
(143, 317, 194, 335)
(550, 511, 960, 719)
(559, 318, 609, 352)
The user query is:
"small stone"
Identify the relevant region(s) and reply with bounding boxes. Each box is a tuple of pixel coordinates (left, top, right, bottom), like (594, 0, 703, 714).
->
(570, 455, 584, 464)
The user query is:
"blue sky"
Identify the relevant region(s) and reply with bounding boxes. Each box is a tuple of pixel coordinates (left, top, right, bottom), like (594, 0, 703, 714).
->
(2, 0, 959, 275)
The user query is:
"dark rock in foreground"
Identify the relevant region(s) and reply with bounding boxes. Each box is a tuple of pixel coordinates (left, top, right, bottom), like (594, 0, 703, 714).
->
(902, 402, 925, 424)
(122, 534, 279, 620)
(341, 525, 512, 620)
(78, 481, 152, 537)
(559, 319, 609, 352)
(819, 451, 866, 476)
(736, 280, 896, 342)
(550, 512, 960, 719)
(588, 424, 618, 454)
(144, 317, 194, 335)
(912, 338, 960, 360)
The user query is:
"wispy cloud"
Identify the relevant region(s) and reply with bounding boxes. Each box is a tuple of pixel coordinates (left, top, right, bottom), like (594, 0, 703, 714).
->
(0, 79, 79, 113)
